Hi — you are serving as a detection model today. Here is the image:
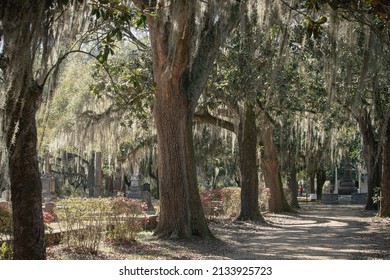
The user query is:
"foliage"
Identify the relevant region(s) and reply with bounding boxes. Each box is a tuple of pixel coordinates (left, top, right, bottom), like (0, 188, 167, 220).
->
(0, 205, 12, 260)
(194, 125, 238, 189)
(0, 242, 12, 260)
(200, 187, 271, 219)
(106, 197, 143, 243)
(0, 205, 12, 236)
(220, 187, 241, 218)
(55, 197, 144, 253)
(200, 189, 224, 220)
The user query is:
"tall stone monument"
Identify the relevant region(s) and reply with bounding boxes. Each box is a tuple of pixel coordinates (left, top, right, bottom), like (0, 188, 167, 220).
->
(338, 156, 358, 195)
(41, 147, 57, 202)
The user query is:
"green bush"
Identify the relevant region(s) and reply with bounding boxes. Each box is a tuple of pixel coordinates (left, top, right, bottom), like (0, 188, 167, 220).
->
(221, 187, 241, 217)
(55, 197, 144, 253)
(0, 205, 12, 260)
(0, 206, 12, 235)
(56, 197, 111, 254)
(106, 197, 143, 243)
(200, 186, 271, 219)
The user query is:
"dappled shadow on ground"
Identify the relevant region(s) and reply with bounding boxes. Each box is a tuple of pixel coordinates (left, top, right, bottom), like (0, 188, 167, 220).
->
(47, 203, 390, 260)
(208, 204, 390, 260)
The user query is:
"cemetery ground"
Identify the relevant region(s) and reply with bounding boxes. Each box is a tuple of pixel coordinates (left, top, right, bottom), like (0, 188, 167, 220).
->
(46, 202, 390, 260)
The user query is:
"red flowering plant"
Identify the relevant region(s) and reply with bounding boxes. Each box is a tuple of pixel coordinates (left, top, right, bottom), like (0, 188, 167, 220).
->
(42, 210, 56, 247)
(106, 197, 143, 243)
(200, 189, 224, 220)
(42, 210, 55, 224)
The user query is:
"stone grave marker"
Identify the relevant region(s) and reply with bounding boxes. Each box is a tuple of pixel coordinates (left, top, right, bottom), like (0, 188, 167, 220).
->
(127, 173, 142, 199)
(141, 183, 155, 214)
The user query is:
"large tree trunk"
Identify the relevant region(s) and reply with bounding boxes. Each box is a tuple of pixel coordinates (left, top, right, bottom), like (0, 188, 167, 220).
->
(152, 84, 212, 238)
(380, 118, 390, 217)
(9, 86, 45, 259)
(316, 168, 326, 201)
(358, 114, 380, 210)
(140, 0, 246, 238)
(1, 1, 47, 259)
(236, 103, 264, 221)
(260, 115, 293, 213)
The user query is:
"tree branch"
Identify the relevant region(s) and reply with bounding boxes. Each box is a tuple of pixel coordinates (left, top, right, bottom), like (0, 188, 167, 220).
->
(194, 110, 235, 133)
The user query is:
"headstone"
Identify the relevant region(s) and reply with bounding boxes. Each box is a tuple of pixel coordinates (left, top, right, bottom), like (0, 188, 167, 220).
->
(41, 147, 57, 201)
(339, 156, 358, 195)
(126, 173, 142, 199)
(1, 190, 10, 201)
(142, 191, 155, 214)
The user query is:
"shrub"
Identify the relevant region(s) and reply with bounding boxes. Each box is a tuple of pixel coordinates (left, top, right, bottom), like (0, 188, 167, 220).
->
(0, 205, 12, 260)
(200, 189, 224, 219)
(220, 187, 241, 217)
(0, 205, 12, 235)
(55, 197, 111, 254)
(259, 187, 270, 211)
(106, 197, 143, 243)
(55, 197, 144, 253)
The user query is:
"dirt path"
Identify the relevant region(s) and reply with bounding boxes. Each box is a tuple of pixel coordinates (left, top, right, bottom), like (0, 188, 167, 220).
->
(211, 203, 390, 260)
(47, 202, 390, 260)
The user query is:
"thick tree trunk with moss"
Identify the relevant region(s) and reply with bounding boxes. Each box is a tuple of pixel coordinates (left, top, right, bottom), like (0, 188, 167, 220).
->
(236, 104, 264, 221)
(358, 113, 380, 210)
(9, 86, 45, 259)
(1, 1, 47, 259)
(260, 115, 293, 213)
(152, 82, 212, 238)
(1, 0, 90, 258)
(380, 118, 390, 217)
(140, 0, 246, 238)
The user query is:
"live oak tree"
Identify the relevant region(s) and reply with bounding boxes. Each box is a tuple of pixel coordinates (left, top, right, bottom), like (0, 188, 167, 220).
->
(132, 0, 248, 238)
(0, 0, 89, 259)
(196, 1, 296, 215)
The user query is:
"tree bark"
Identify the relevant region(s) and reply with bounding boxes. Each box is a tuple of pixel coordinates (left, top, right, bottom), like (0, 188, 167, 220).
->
(0, 1, 47, 259)
(358, 113, 380, 210)
(260, 114, 293, 213)
(8, 86, 45, 259)
(236, 103, 264, 221)
(140, 0, 246, 238)
(380, 118, 390, 217)
(316, 168, 326, 201)
(152, 82, 212, 238)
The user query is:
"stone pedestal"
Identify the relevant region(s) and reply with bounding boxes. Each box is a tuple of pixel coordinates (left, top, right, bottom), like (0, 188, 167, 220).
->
(42, 176, 57, 202)
(322, 194, 339, 204)
(127, 174, 142, 199)
(338, 157, 358, 195)
(351, 193, 368, 204)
